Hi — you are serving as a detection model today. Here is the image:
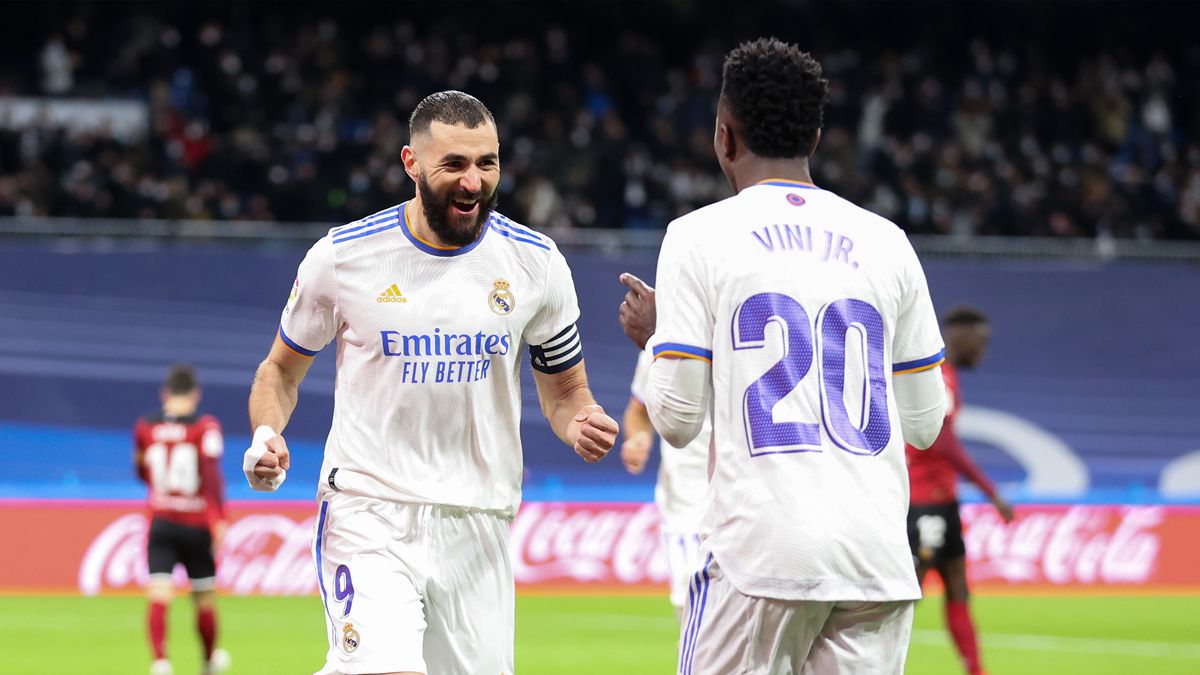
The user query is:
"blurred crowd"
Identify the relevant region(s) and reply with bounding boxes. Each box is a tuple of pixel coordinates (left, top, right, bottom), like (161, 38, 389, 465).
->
(0, 2, 1197, 239)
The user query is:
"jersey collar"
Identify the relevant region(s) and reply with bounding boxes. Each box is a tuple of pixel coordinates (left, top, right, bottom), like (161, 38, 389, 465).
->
(399, 201, 492, 257)
(753, 178, 822, 189)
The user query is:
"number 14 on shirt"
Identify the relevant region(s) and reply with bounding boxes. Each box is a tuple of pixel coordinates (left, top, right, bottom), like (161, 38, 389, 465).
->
(734, 292, 892, 457)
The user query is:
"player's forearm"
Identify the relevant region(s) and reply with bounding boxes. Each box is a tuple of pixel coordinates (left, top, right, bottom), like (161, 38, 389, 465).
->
(644, 356, 710, 449)
(893, 368, 946, 449)
(622, 399, 654, 441)
(248, 358, 300, 434)
(943, 438, 999, 499)
(546, 383, 598, 446)
(200, 457, 228, 520)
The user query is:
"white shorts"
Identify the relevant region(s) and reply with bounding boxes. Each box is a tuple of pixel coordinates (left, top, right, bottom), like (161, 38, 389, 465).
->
(663, 529, 702, 608)
(311, 493, 515, 675)
(679, 554, 914, 675)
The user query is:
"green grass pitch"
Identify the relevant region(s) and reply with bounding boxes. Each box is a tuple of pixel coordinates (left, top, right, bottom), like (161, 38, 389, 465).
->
(2, 593, 1198, 673)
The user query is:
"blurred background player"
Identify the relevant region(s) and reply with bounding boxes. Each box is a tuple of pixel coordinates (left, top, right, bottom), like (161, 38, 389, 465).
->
(620, 38, 948, 673)
(620, 350, 709, 622)
(133, 364, 230, 675)
(906, 305, 1014, 675)
(243, 91, 618, 675)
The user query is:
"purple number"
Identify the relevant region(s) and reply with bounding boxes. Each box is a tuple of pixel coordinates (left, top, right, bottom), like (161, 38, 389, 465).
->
(732, 293, 821, 454)
(334, 564, 354, 618)
(818, 299, 891, 455)
(732, 294, 892, 456)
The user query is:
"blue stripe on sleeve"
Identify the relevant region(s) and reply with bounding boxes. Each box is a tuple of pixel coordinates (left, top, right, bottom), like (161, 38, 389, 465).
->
(652, 342, 713, 362)
(279, 326, 320, 357)
(893, 349, 945, 373)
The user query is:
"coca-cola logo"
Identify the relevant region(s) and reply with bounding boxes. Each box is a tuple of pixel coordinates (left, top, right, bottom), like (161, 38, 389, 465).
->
(78, 513, 320, 596)
(78, 504, 673, 595)
(962, 505, 1163, 585)
(509, 502, 669, 584)
(79, 514, 149, 595)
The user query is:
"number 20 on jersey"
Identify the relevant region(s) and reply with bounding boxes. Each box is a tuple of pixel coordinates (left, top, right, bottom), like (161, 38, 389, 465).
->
(734, 292, 891, 457)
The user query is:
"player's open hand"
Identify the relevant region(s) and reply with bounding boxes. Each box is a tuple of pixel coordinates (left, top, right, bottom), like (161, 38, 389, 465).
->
(618, 273, 656, 350)
(573, 404, 618, 463)
(243, 427, 290, 492)
(620, 431, 653, 474)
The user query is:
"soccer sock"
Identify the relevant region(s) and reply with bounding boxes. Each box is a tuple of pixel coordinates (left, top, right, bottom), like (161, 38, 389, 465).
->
(148, 601, 167, 660)
(197, 606, 217, 661)
(945, 600, 982, 674)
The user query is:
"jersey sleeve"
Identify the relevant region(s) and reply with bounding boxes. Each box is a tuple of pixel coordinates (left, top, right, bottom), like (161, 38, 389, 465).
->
(278, 235, 340, 357)
(648, 222, 713, 363)
(524, 243, 584, 373)
(891, 238, 945, 374)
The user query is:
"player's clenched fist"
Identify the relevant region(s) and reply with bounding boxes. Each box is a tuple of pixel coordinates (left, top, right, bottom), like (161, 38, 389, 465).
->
(573, 404, 618, 463)
(242, 425, 291, 491)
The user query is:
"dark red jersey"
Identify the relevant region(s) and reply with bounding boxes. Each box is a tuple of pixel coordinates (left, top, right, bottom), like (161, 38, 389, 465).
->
(906, 363, 997, 506)
(133, 412, 227, 530)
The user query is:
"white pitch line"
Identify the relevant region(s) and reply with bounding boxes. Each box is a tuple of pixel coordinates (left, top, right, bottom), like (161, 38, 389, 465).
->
(543, 613, 1200, 660)
(911, 629, 1200, 659)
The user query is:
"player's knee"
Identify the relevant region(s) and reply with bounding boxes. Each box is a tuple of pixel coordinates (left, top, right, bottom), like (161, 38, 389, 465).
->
(192, 588, 217, 610)
(147, 580, 174, 603)
(944, 579, 970, 602)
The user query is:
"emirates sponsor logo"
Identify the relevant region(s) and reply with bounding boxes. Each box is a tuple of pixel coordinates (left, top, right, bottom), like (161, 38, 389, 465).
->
(962, 504, 1163, 585)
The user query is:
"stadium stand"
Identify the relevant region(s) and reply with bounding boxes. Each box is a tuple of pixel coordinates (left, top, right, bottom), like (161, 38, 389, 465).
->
(0, 1, 1198, 238)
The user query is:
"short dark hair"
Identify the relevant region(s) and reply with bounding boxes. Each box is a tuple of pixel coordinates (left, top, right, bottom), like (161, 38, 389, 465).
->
(163, 363, 198, 395)
(409, 90, 495, 137)
(943, 305, 989, 327)
(721, 37, 828, 159)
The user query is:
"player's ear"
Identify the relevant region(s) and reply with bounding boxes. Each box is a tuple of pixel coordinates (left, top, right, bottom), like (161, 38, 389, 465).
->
(717, 122, 737, 163)
(401, 145, 420, 181)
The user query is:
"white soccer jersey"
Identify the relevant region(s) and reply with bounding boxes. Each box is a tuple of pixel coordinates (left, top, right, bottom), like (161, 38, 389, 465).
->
(280, 202, 582, 516)
(631, 350, 709, 534)
(649, 179, 945, 602)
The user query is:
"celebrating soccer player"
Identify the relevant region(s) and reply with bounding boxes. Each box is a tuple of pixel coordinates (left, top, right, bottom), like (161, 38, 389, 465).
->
(134, 364, 230, 675)
(243, 90, 617, 675)
(907, 306, 1014, 675)
(621, 350, 709, 622)
(620, 39, 947, 672)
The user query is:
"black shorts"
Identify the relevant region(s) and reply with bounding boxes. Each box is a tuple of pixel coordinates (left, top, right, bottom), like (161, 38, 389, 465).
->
(147, 517, 216, 585)
(907, 502, 966, 566)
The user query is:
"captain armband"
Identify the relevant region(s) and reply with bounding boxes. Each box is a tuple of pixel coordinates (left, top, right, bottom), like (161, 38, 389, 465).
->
(529, 323, 583, 374)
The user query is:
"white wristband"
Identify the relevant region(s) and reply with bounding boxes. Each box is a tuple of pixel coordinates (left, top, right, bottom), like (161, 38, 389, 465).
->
(253, 425, 278, 446)
(243, 425, 286, 492)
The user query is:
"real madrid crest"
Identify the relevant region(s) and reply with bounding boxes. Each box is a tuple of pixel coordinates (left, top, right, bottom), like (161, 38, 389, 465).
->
(342, 622, 360, 653)
(489, 278, 515, 315)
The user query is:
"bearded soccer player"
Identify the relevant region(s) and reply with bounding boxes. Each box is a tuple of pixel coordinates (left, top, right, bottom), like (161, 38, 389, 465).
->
(621, 350, 710, 622)
(620, 39, 947, 673)
(134, 364, 230, 675)
(907, 306, 1013, 675)
(243, 90, 617, 675)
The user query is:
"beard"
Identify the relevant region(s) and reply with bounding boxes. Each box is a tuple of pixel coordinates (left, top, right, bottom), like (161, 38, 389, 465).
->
(416, 174, 498, 247)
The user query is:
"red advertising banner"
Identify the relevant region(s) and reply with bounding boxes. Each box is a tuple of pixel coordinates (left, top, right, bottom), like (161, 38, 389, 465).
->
(2, 500, 1198, 594)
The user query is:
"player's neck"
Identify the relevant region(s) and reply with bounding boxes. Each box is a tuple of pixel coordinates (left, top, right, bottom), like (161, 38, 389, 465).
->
(734, 158, 815, 193)
(162, 397, 196, 418)
(406, 195, 456, 249)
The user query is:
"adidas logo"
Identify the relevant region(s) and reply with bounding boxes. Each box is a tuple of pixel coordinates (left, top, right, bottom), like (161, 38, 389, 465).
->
(377, 284, 408, 303)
